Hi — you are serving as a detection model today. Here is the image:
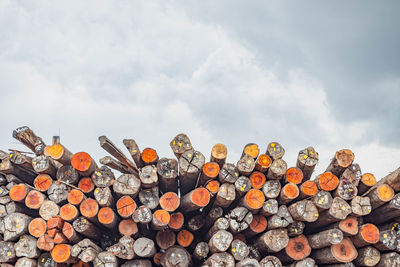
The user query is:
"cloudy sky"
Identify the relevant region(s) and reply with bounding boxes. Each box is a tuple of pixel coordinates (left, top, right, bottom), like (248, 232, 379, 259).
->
(0, 1, 399, 179)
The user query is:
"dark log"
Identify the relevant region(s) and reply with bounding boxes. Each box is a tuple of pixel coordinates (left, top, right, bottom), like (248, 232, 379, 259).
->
(179, 150, 205, 194)
(47, 181, 68, 204)
(248, 245, 262, 261)
(218, 163, 239, 184)
(72, 217, 101, 240)
(156, 229, 176, 250)
(193, 241, 209, 261)
(311, 190, 333, 211)
(350, 196, 371, 217)
(161, 246, 191, 267)
(374, 229, 397, 251)
(308, 229, 344, 249)
(358, 173, 376, 195)
(44, 136, 73, 165)
(262, 180, 281, 199)
(237, 154, 255, 176)
(260, 199, 279, 217)
(255, 228, 289, 253)
(311, 237, 358, 264)
(157, 157, 178, 193)
(341, 163, 362, 186)
(93, 251, 118, 267)
(123, 139, 143, 168)
(288, 221, 305, 237)
(268, 205, 293, 229)
(132, 205, 152, 225)
(376, 252, 400, 267)
(209, 229, 233, 253)
(266, 142, 285, 160)
(0, 152, 37, 182)
(12, 126, 45, 155)
(94, 187, 113, 207)
(133, 237, 156, 258)
(113, 173, 141, 198)
(230, 239, 249, 261)
(226, 206, 253, 234)
(267, 159, 287, 180)
(170, 133, 193, 159)
(353, 246, 381, 266)
(0, 241, 16, 262)
(92, 166, 115, 188)
(259, 256, 282, 267)
(71, 238, 102, 263)
(139, 187, 160, 210)
(37, 252, 58, 267)
(99, 156, 134, 174)
(98, 136, 137, 173)
(210, 143, 227, 168)
(9, 150, 34, 171)
(312, 197, 351, 228)
(318, 216, 359, 236)
(296, 146, 318, 180)
(187, 214, 205, 233)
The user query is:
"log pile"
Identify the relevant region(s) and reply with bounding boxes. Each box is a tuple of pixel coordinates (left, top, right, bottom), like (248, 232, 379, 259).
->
(0, 126, 399, 266)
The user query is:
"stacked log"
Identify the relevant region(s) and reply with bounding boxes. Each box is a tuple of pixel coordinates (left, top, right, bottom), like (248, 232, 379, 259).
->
(0, 127, 398, 266)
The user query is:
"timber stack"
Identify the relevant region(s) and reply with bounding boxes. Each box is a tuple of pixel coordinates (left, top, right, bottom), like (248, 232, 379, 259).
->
(0, 126, 399, 266)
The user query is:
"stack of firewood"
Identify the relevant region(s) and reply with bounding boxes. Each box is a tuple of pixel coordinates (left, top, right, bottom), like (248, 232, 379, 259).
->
(0, 126, 399, 267)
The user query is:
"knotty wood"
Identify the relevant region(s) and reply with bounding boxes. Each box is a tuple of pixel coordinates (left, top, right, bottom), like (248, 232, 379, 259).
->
(113, 173, 141, 197)
(13, 126, 45, 155)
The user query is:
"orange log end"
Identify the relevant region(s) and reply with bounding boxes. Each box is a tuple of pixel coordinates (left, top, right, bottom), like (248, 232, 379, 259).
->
(53, 232, 68, 244)
(118, 219, 138, 236)
(301, 181, 318, 197)
(98, 207, 116, 225)
(206, 180, 220, 194)
(116, 196, 136, 218)
(285, 167, 303, 185)
(168, 212, 184, 231)
(339, 216, 359, 235)
(361, 173, 376, 186)
(29, 217, 47, 238)
(202, 162, 220, 179)
(360, 224, 380, 244)
(60, 204, 79, 222)
(245, 189, 265, 210)
(336, 149, 354, 168)
(141, 148, 158, 164)
(44, 143, 64, 160)
(78, 177, 95, 193)
(318, 172, 339, 191)
(250, 172, 266, 189)
(62, 222, 75, 240)
(68, 189, 85, 205)
(34, 174, 52, 192)
(191, 188, 211, 207)
(377, 184, 394, 201)
(71, 152, 93, 172)
(51, 244, 71, 263)
(25, 190, 45, 209)
(249, 214, 267, 233)
(37, 234, 55, 251)
(9, 183, 28, 202)
(331, 238, 358, 262)
(153, 209, 171, 226)
(285, 235, 311, 261)
(283, 183, 300, 199)
(79, 198, 99, 218)
(177, 229, 194, 247)
(257, 154, 272, 168)
(244, 144, 260, 159)
(160, 192, 180, 212)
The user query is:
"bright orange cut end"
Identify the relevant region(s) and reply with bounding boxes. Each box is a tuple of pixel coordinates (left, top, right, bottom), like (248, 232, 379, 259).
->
(191, 188, 211, 207)
(206, 180, 220, 193)
(47, 216, 63, 230)
(37, 234, 54, 251)
(286, 167, 303, 184)
(44, 143, 64, 159)
(283, 183, 299, 199)
(318, 172, 339, 191)
(177, 229, 194, 247)
(154, 209, 171, 225)
(336, 149, 354, 168)
(34, 174, 52, 191)
(257, 154, 272, 168)
(51, 244, 71, 263)
(285, 235, 311, 260)
(249, 214, 267, 233)
(244, 144, 260, 158)
(169, 212, 184, 230)
(98, 207, 115, 224)
(29, 218, 47, 237)
(116, 196, 136, 217)
(250, 172, 266, 189)
(78, 177, 94, 193)
(141, 148, 157, 163)
(202, 162, 220, 178)
(9, 184, 27, 202)
(360, 224, 379, 244)
(154, 252, 163, 265)
(25, 190, 45, 209)
(119, 219, 138, 236)
(53, 232, 68, 244)
(301, 181, 318, 196)
(245, 189, 265, 209)
(160, 192, 180, 212)
(68, 189, 84, 205)
(71, 152, 92, 172)
(331, 238, 357, 262)
(377, 184, 394, 201)
(62, 222, 74, 239)
(79, 198, 99, 218)
(362, 173, 376, 186)
(60, 204, 78, 221)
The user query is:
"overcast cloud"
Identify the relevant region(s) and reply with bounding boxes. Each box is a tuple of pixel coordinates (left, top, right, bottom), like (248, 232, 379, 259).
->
(0, 0, 398, 179)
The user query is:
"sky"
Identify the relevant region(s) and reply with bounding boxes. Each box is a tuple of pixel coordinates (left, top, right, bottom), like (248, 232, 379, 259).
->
(0, 0, 399, 179)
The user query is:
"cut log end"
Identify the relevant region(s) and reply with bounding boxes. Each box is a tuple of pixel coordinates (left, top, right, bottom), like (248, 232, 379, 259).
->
(141, 148, 158, 164)
(29, 217, 47, 238)
(168, 212, 184, 231)
(285, 167, 304, 185)
(250, 172, 266, 189)
(116, 196, 136, 218)
(79, 198, 99, 219)
(317, 172, 339, 191)
(245, 189, 265, 210)
(286, 235, 311, 261)
(331, 238, 358, 263)
(51, 244, 71, 263)
(177, 229, 194, 247)
(34, 174, 53, 192)
(160, 192, 180, 212)
(191, 187, 211, 207)
(71, 152, 93, 172)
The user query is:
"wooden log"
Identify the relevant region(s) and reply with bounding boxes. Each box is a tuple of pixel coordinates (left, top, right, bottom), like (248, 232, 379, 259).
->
(0, 153, 37, 182)
(123, 138, 143, 168)
(133, 237, 156, 258)
(227, 206, 253, 234)
(326, 149, 354, 177)
(71, 238, 102, 263)
(241, 143, 259, 159)
(44, 137, 73, 165)
(92, 166, 115, 188)
(151, 209, 170, 230)
(98, 135, 137, 172)
(32, 155, 57, 177)
(71, 152, 97, 177)
(97, 207, 118, 229)
(15, 234, 40, 258)
(311, 190, 333, 211)
(335, 178, 358, 200)
(94, 187, 113, 207)
(116, 196, 137, 218)
(279, 183, 299, 204)
(57, 165, 80, 185)
(364, 193, 400, 224)
(205, 180, 220, 196)
(77, 177, 95, 194)
(132, 205, 153, 229)
(47, 181, 68, 204)
(262, 180, 281, 199)
(168, 212, 184, 232)
(267, 159, 287, 180)
(288, 221, 306, 237)
(315, 172, 339, 191)
(118, 219, 138, 237)
(260, 198, 279, 217)
(268, 205, 293, 229)
(218, 163, 239, 184)
(37, 252, 57, 267)
(9, 183, 30, 202)
(312, 197, 351, 228)
(248, 245, 261, 261)
(193, 241, 209, 261)
(93, 251, 118, 267)
(138, 186, 160, 210)
(122, 260, 152, 267)
(351, 223, 380, 247)
(177, 229, 194, 248)
(141, 147, 159, 166)
(320, 216, 359, 236)
(179, 149, 205, 194)
(244, 214, 267, 237)
(308, 229, 344, 249)
(170, 133, 193, 159)
(157, 157, 178, 193)
(99, 156, 133, 174)
(276, 235, 311, 263)
(374, 229, 397, 251)
(72, 217, 101, 240)
(180, 187, 210, 212)
(39, 200, 59, 220)
(285, 167, 304, 185)
(79, 198, 99, 221)
(204, 206, 223, 228)
(366, 183, 394, 210)
(160, 192, 180, 212)
(198, 162, 220, 186)
(2, 212, 31, 241)
(206, 217, 229, 239)
(259, 256, 282, 267)
(229, 239, 249, 261)
(376, 252, 400, 267)
(249, 171, 266, 190)
(358, 173, 376, 195)
(0, 241, 16, 262)
(46, 216, 63, 238)
(341, 163, 362, 186)
(161, 246, 191, 267)
(187, 214, 205, 233)
(255, 228, 289, 253)
(289, 199, 319, 223)
(62, 222, 81, 243)
(51, 244, 76, 263)
(353, 246, 381, 266)
(37, 234, 55, 251)
(209, 229, 233, 253)
(156, 229, 176, 250)
(298, 180, 318, 199)
(13, 126, 45, 155)
(236, 258, 259, 267)
(68, 189, 85, 206)
(239, 189, 264, 213)
(139, 165, 158, 188)
(15, 257, 37, 267)
(350, 196, 371, 217)
(29, 217, 47, 237)
(237, 154, 255, 176)
(296, 146, 318, 180)
(34, 174, 53, 192)
(311, 237, 358, 264)
(210, 143, 227, 168)
(255, 153, 272, 173)
(266, 142, 285, 160)
(9, 150, 34, 171)
(286, 258, 316, 267)
(113, 173, 141, 198)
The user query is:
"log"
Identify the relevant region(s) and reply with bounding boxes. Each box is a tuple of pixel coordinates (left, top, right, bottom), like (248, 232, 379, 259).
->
(180, 187, 210, 212)
(315, 172, 339, 191)
(376, 252, 400, 267)
(296, 146, 318, 181)
(358, 173, 376, 195)
(113, 173, 141, 197)
(51, 244, 75, 263)
(255, 153, 272, 173)
(46, 216, 64, 238)
(268, 205, 293, 229)
(177, 229, 194, 248)
(287, 258, 316, 267)
(285, 167, 304, 185)
(72, 217, 101, 240)
(159, 191, 180, 212)
(57, 165, 80, 185)
(99, 156, 133, 174)
(161, 246, 191, 267)
(335, 178, 358, 200)
(298, 180, 318, 199)
(311, 237, 358, 264)
(248, 245, 261, 261)
(2, 212, 31, 241)
(279, 183, 299, 204)
(132, 205, 153, 228)
(98, 136, 137, 173)
(168, 212, 184, 232)
(71, 238, 102, 263)
(122, 260, 152, 267)
(262, 180, 281, 199)
(15, 234, 40, 258)
(118, 219, 138, 237)
(236, 258, 259, 267)
(237, 154, 255, 176)
(9, 183, 30, 203)
(204, 206, 223, 228)
(219, 163, 239, 184)
(93, 251, 118, 267)
(320, 216, 359, 236)
(241, 143, 259, 159)
(350, 196, 371, 217)
(79, 198, 99, 221)
(364, 193, 400, 224)
(341, 163, 362, 187)
(326, 149, 355, 177)
(47, 181, 68, 204)
(308, 229, 344, 249)
(312, 197, 351, 227)
(77, 177, 95, 194)
(239, 189, 264, 213)
(39, 200, 59, 220)
(37, 234, 55, 251)
(244, 214, 267, 237)
(259, 256, 282, 267)
(32, 155, 57, 177)
(229, 239, 249, 261)
(98, 207, 118, 229)
(157, 157, 178, 193)
(156, 229, 176, 250)
(141, 147, 159, 166)
(366, 183, 394, 210)
(0, 241, 16, 262)
(276, 235, 311, 263)
(193, 241, 209, 261)
(123, 138, 143, 168)
(374, 229, 397, 251)
(255, 228, 289, 253)
(37, 252, 57, 267)
(68, 189, 86, 206)
(62, 222, 81, 243)
(94, 187, 114, 207)
(226, 206, 253, 234)
(33, 174, 53, 192)
(179, 150, 205, 194)
(288, 200, 319, 223)
(351, 223, 380, 247)
(0, 152, 37, 182)
(116, 196, 137, 218)
(151, 209, 170, 230)
(29, 217, 47, 237)
(267, 159, 287, 180)
(209, 229, 233, 253)
(133, 237, 156, 258)
(187, 214, 205, 233)
(170, 133, 193, 159)
(311, 190, 333, 211)
(9, 150, 34, 171)
(249, 171, 266, 189)
(260, 198, 279, 217)
(206, 217, 229, 239)
(15, 257, 37, 267)
(92, 166, 115, 188)
(44, 137, 73, 165)
(138, 186, 160, 210)
(353, 246, 381, 266)
(13, 126, 45, 155)
(288, 221, 306, 237)
(266, 142, 285, 160)
(71, 152, 97, 177)
(210, 143, 227, 168)
(139, 165, 158, 188)
(198, 162, 220, 186)
(205, 180, 220, 196)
